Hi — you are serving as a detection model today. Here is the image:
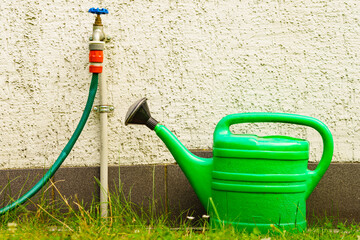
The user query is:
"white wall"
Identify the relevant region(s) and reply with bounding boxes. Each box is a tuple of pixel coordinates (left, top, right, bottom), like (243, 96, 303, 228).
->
(0, 0, 359, 169)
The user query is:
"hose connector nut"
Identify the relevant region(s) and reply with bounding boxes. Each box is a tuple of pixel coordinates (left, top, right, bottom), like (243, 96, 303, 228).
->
(89, 41, 105, 51)
(89, 50, 103, 63)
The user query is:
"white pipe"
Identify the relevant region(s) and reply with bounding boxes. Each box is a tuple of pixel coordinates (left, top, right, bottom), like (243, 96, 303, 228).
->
(99, 71, 109, 218)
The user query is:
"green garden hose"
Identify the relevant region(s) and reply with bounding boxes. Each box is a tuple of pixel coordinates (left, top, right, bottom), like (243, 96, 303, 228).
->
(0, 73, 99, 215)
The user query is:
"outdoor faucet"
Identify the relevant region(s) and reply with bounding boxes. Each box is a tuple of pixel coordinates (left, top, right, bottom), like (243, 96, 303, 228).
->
(89, 8, 108, 44)
(92, 14, 105, 41)
(88, 8, 109, 74)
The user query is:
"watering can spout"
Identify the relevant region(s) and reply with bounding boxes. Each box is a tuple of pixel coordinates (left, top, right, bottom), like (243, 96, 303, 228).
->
(125, 98, 213, 208)
(154, 125, 213, 208)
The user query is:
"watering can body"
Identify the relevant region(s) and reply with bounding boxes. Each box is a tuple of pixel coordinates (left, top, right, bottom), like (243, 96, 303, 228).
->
(209, 113, 333, 233)
(125, 99, 334, 233)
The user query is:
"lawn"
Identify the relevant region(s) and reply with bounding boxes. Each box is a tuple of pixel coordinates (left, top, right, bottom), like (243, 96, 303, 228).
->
(1, 215, 360, 239)
(1, 183, 359, 239)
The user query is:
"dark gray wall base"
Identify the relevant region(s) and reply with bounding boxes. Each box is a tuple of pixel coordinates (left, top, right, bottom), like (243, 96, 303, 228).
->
(1, 157, 359, 225)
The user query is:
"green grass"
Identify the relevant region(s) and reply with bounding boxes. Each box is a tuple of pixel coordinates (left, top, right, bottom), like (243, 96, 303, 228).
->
(1, 180, 360, 239)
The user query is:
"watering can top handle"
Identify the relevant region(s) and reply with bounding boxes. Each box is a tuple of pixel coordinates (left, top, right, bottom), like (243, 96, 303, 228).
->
(214, 112, 334, 197)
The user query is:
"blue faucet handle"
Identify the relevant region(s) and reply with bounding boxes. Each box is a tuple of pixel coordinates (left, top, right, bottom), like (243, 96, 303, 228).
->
(88, 8, 109, 15)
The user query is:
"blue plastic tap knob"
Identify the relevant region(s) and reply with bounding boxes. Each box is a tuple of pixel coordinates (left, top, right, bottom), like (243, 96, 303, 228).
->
(88, 8, 109, 15)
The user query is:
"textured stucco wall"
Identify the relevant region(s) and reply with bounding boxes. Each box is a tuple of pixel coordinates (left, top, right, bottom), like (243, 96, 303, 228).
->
(0, 0, 359, 169)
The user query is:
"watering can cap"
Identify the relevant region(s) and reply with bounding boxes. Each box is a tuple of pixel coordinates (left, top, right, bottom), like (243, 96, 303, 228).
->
(213, 134, 309, 160)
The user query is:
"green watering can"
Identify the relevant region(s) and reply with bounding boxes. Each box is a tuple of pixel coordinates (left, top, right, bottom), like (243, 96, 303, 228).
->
(125, 98, 334, 233)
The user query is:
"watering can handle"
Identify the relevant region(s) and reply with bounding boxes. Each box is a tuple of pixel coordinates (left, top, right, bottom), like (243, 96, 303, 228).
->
(214, 112, 334, 199)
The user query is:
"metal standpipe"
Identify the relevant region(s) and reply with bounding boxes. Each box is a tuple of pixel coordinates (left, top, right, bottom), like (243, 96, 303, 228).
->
(88, 7, 112, 219)
(99, 74, 109, 219)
